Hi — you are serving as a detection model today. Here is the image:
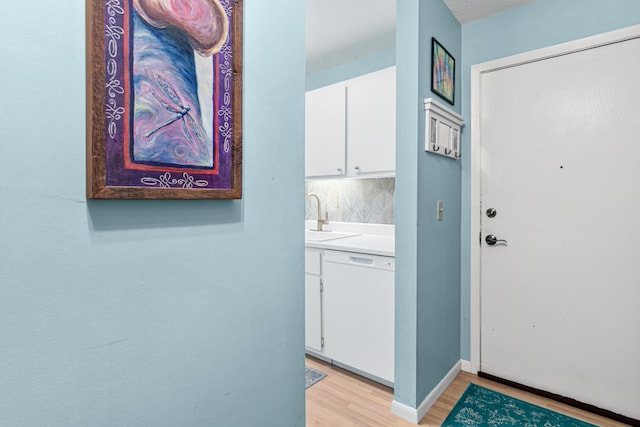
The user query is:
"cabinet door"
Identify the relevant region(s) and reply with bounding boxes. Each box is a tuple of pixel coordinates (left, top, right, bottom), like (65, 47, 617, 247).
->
(304, 274, 323, 352)
(305, 84, 346, 177)
(346, 67, 396, 176)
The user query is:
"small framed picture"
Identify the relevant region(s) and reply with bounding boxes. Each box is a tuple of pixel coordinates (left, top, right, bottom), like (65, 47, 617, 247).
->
(431, 38, 455, 105)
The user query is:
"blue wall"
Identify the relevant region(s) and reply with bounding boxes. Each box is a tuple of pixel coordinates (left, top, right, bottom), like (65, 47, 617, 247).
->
(394, 0, 421, 406)
(0, 1, 306, 426)
(459, 0, 640, 360)
(415, 0, 462, 404)
(395, 0, 461, 408)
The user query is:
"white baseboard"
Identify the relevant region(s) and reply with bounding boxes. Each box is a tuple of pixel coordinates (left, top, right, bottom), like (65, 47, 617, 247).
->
(390, 400, 420, 424)
(391, 360, 461, 424)
(462, 359, 480, 374)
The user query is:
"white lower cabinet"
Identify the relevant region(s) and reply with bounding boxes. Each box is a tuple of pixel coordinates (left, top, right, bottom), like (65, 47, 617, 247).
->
(305, 274, 323, 352)
(305, 250, 323, 353)
(305, 247, 395, 386)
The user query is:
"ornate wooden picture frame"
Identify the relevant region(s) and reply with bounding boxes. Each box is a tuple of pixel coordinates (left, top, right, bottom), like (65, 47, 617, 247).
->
(86, 0, 242, 199)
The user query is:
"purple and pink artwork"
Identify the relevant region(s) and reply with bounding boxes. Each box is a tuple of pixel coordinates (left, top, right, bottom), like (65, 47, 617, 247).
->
(102, 0, 234, 190)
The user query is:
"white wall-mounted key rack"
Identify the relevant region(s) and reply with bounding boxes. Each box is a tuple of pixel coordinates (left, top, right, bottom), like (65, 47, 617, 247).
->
(424, 97, 464, 159)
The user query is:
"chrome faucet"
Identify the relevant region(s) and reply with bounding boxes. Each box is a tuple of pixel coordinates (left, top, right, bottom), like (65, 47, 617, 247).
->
(305, 192, 329, 232)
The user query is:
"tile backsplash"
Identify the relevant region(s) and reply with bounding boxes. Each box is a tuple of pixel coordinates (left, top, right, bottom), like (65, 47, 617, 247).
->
(305, 178, 395, 224)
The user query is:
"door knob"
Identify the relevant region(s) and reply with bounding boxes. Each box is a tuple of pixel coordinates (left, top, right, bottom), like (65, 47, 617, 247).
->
(485, 235, 507, 246)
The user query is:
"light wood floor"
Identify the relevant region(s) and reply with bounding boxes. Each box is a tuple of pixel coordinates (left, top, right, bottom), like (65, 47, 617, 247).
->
(305, 356, 631, 426)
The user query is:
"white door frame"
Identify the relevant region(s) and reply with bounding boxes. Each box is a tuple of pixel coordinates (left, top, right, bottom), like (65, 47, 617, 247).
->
(469, 24, 640, 373)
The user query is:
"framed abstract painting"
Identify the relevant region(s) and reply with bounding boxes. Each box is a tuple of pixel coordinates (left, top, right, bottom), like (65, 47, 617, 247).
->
(86, 0, 243, 199)
(431, 37, 455, 105)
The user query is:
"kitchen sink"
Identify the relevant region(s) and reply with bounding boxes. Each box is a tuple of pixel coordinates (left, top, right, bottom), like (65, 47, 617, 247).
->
(305, 230, 359, 242)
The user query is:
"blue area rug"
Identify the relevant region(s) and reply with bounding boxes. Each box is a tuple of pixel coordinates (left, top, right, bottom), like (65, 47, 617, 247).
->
(305, 366, 326, 389)
(442, 383, 597, 426)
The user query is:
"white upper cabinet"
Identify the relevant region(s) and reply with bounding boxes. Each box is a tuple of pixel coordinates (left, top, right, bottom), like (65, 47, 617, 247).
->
(305, 66, 396, 178)
(346, 66, 396, 176)
(305, 84, 347, 177)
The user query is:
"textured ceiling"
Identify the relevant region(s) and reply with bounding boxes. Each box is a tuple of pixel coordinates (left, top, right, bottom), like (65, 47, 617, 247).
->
(306, 0, 537, 72)
(443, 0, 535, 23)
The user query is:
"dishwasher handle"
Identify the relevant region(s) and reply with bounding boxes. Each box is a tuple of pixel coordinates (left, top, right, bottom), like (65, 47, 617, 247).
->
(324, 250, 395, 271)
(349, 256, 374, 265)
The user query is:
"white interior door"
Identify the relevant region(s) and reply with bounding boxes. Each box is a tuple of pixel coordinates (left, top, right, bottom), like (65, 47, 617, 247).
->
(480, 36, 640, 420)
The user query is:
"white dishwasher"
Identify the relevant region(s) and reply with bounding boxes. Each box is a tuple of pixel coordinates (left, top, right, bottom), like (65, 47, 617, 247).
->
(322, 250, 395, 385)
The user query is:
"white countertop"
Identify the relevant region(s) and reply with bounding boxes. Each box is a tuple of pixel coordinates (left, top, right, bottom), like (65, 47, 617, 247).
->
(304, 221, 395, 257)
